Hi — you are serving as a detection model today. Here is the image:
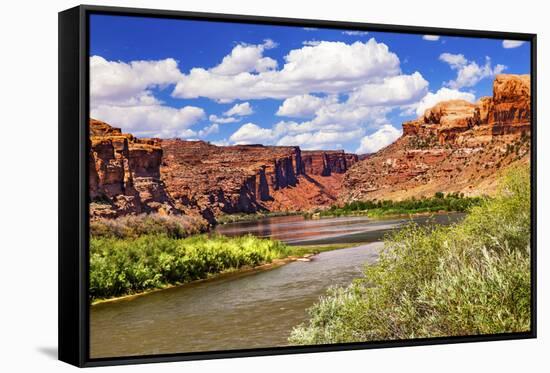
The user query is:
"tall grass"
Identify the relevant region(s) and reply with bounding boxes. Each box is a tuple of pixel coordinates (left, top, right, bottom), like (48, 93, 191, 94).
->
(289, 165, 531, 344)
(90, 234, 290, 300)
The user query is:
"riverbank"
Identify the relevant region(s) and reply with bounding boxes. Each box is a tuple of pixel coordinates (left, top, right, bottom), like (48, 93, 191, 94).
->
(212, 194, 483, 225)
(314, 193, 484, 219)
(90, 235, 356, 304)
(92, 253, 303, 306)
(289, 165, 531, 344)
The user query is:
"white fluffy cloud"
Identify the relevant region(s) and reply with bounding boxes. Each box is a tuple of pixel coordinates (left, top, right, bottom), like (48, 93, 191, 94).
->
(208, 114, 240, 124)
(224, 102, 253, 116)
(208, 102, 253, 124)
(228, 95, 393, 150)
(356, 124, 402, 154)
(348, 72, 429, 106)
(91, 104, 205, 138)
(439, 53, 468, 68)
(502, 40, 525, 49)
(276, 94, 334, 118)
(422, 35, 440, 41)
(221, 39, 428, 150)
(439, 53, 506, 89)
(414, 87, 476, 116)
(198, 123, 220, 138)
(90, 55, 182, 107)
(172, 39, 402, 101)
(210, 39, 277, 75)
(90, 55, 210, 139)
(229, 123, 278, 144)
(277, 128, 364, 150)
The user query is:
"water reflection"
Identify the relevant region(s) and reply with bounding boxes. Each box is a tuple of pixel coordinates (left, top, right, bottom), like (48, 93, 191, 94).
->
(215, 213, 464, 245)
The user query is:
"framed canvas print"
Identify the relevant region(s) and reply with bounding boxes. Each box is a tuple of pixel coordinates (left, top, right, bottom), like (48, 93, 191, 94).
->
(58, 5, 537, 367)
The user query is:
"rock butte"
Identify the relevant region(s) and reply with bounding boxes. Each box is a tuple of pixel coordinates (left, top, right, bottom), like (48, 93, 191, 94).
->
(89, 74, 531, 223)
(89, 119, 178, 219)
(341, 74, 531, 202)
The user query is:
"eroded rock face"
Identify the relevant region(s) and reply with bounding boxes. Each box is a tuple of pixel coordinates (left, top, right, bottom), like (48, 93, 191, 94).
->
(89, 120, 359, 222)
(342, 74, 531, 202)
(89, 119, 177, 219)
(403, 74, 530, 145)
(159, 141, 355, 221)
(488, 74, 531, 133)
(302, 150, 358, 176)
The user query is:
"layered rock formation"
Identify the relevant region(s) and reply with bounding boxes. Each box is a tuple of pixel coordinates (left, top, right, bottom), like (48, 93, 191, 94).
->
(160, 141, 356, 222)
(89, 118, 359, 222)
(302, 150, 358, 176)
(342, 74, 531, 201)
(89, 119, 178, 219)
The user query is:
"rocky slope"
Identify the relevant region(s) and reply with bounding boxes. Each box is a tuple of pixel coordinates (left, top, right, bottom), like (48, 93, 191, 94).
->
(89, 119, 178, 219)
(342, 74, 531, 201)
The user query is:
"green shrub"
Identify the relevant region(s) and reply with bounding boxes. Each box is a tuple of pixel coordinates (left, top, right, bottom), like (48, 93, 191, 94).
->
(90, 234, 290, 300)
(289, 165, 531, 344)
(320, 194, 483, 218)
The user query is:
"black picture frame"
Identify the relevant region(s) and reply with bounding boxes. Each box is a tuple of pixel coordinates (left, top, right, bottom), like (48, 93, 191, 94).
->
(58, 4, 537, 368)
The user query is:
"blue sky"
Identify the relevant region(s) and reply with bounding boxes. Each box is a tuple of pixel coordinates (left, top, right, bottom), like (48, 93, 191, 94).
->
(89, 14, 530, 153)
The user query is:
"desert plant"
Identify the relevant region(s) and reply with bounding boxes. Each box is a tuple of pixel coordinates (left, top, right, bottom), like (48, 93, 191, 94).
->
(90, 213, 209, 239)
(289, 164, 531, 344)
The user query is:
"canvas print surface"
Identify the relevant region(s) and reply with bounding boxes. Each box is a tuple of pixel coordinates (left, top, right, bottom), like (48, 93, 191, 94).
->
(88, 14, 532, 358)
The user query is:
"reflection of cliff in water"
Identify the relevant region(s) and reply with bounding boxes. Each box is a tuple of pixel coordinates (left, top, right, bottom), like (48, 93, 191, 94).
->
(215, 213, 465, 246)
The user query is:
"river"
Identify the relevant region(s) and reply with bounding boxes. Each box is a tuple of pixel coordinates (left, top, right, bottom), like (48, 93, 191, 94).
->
(90, 213, 464, 358)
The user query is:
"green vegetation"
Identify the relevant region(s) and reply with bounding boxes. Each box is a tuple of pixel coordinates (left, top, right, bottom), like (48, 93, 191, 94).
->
(90, 234, 291, 301)
(89, 213, 362, 302)
(216, 211, 301, 225)
(91, 213, 209, 239)
(318, 193, 484, 218)
(289, 165, 531, 344)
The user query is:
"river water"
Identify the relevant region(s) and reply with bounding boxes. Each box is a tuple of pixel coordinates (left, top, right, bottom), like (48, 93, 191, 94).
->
(90, 213, 464, 358)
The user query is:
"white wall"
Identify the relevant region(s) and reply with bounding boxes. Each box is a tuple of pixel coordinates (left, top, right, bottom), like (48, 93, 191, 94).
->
(0, 0, 547, 371)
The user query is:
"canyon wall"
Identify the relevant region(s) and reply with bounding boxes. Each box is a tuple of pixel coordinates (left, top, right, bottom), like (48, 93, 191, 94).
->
(89, 119, 178, 219)
(342, 74, 531, 202)
(89, 120, 358, 222)
(302, 150, 358, 176)
(160, 141, 356, 222)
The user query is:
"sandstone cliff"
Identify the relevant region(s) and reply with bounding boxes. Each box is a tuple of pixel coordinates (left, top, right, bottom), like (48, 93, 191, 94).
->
(342, 74, 531, 202)
(302, 150, 358, 176)
(89, 119, 359, 222)
(89, 119, 178, 219)
(160, 141, 357, 222)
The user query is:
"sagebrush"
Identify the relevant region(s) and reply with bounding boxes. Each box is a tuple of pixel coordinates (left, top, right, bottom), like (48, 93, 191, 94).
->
(289, 165, 531, 344)
(90, 213, 209, 239)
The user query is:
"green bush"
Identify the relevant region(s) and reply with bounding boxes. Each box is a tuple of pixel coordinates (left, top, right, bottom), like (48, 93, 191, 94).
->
(320, 194, 483, 218)
(90, 234, 290, 300)
(289, 165, 531, 344)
